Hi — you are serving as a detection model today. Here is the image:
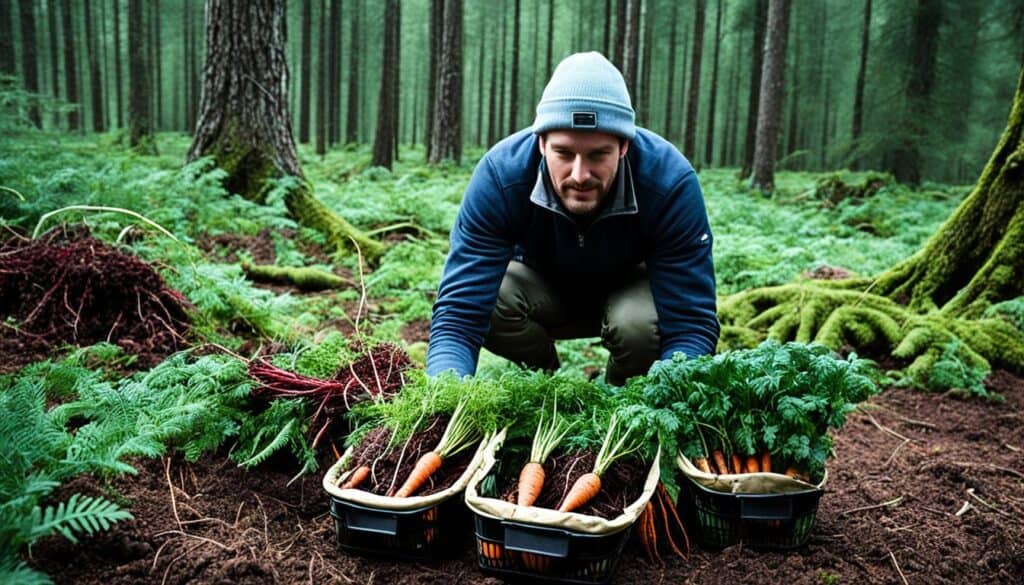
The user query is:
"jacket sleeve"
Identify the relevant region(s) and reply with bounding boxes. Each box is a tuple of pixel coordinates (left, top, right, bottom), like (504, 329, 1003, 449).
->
(426, 157, 516, 377)
(646, 170, 720, 360)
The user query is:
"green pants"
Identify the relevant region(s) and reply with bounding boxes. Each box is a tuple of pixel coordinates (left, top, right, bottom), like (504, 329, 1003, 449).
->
(483, 261, 660, 385)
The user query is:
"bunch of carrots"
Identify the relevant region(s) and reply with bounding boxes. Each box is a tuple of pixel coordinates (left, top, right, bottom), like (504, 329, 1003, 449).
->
(339, 398, 482, 497)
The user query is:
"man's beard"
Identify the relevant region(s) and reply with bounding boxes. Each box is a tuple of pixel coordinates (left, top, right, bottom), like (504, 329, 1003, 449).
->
(558, 179, 605, 215)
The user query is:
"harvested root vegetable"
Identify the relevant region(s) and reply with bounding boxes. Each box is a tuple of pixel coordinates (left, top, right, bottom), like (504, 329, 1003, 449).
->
(518, 399, 573, 507)
(395, 399, 481, 497)
(248, 343, 411, 448)
(558, 414, 641, 513)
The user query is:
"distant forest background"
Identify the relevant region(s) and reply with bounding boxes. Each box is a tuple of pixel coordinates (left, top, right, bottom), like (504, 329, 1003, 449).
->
(3, 0, 1023, 184)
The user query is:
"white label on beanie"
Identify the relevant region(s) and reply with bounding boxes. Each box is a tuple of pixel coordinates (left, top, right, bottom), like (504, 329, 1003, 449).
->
(571, 112, 597, 128)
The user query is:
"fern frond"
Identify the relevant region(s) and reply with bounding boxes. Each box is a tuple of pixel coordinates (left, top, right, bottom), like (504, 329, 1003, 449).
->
(29, 493, 133, 545)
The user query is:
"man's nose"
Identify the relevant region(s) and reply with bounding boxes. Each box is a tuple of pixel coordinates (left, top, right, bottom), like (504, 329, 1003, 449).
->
(571, 156, 591, 183)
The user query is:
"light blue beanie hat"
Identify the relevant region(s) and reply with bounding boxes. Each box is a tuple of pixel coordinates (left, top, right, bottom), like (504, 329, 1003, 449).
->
(532, 52, 636, 140)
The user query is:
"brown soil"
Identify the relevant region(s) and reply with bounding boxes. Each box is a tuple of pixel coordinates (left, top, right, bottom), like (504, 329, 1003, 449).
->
(28, 371, 1024, 584)
(197, 229, 277, 264)
(399, 318, 431, 344)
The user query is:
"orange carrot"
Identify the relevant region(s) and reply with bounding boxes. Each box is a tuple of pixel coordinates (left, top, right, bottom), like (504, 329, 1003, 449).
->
(731, 453, 743, 475)
(744, 455, 760, 474)
(784, 466, 809, 481)
(519, 552, 552, 572)
(517, 462, 547, 507)
(711, 450, 729, 475)
(760, 451, 772, 473)
(395, 451, 443, 497)
(559, 472, 602, 512)
(693, 457, 712, 474)
(340, 465, 371, 489)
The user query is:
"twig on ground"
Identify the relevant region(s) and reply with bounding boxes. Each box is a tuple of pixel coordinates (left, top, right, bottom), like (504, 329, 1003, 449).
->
(885, 438, 911, 466)
(859, 408, 915, 443)
(161, 541, 205, 585)
(955, 501, 973, 516)
(888, 549, 909, 585)
(163, 458, 182, 531)
(839, 495, 904, 516)
(949, 461, 1024, 480)
(153, 530, 230, 550)
(967, 488, 1011, 517)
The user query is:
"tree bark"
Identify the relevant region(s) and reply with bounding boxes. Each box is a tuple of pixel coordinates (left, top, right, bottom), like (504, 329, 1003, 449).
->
(187, 0, 382, 259)
(345, 0, 360, 144)
(663, 3, 677, 140)
(508, 0, 519, 134)
(704, 0, 723, 165)
(476, 8, 484, 145)
(113, 0, 123, 128)
(721, 28, 742, 166)
(546, 0, 554, 80)
(741, 0, 767, 178)
(127, 0, 154, 151)
(326, 0, 339, 145)
(684, 0, 705, 162)
(371, 0, 398, 169)
(885, 0, 940, 185)
(47, 0, 60, 128)
(614, 0, 626, 70)
(0, 0, 14, 77)
(620, 0, 639, 95)
(60, 0, 78, 130)
(749, 0, 790, 192)
(298, 0, 311, 143)
(153, 0, 161, 130)
(851, 0, 871, 167)
(425, 0, 441, 154)
(487, 30, 498, 146)
(603, 0, 611, 57)
(19, 0, 41, 127)
(429, 0, 462, 164)
(84, 0, 103, 132)
(876, 68, 1024, 316)
(315, 0, 326, 155)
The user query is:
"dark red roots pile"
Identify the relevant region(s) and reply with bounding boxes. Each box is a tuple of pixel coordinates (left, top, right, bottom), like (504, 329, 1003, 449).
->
(248, 342, 413, 448)
(0, 229, 191, 365)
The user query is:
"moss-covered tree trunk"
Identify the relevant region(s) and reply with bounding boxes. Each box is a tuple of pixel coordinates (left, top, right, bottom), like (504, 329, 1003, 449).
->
(874, 69, 1024, 317)
(720, 68, 1024, 375)
(186, 0, 382, 260)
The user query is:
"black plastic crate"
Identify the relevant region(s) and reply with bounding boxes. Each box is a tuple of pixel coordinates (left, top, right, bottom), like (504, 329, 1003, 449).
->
(328, 493, 472, 560)
(473, 513, 631, 584)
(680, 474, 824, 550)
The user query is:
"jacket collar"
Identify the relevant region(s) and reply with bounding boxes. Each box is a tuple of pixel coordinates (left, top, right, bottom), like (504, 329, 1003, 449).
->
(530, 157, 638, 221)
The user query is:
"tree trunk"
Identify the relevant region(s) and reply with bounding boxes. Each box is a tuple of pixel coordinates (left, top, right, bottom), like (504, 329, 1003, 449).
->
(749, 0, 790, 192)
(315, 0, 326, 155)
(429, 0, 462, 164)
(497, 0, 506, 139)
(614, 0, 626, 70)
(153, 0, 161, 130)
(113, 0, 122, 129)
(476, 8, 484, 145)
(326, 0, 339, 145)
(721, 28, 742, 166)
(785, 10, 799, 159)
(183, 0, 191, 131)
(371, 0, 398, 169)
(19, 0, 41, 127)
(425, 0, 441, 155)
(84, 0, 103, 132)
(741, 0, 767, 178)
(487, 32, 498, 146)
(298, 0, 311, 143)
(345, 0, 360, 144)
(818, 1, 828, 170)
(886, 0, 940, 185)
(1, 0, 14, 77)
(546, 0, 553, 80)
(393, 0, 400, 161)
(47, 0, 60, 128)
(127, 0, 154, 151)
(188, 0, 381, 260)
(663, 3, 677, 140)
(851, 0, 871, 168)
(639, 0, 652, 124)
(684, 0, 705, 162)
(60, 0, 78, 130)
(598, 0, 606, 56)
(876, 68, 1024, 316)
(704, 0, 723, 165)
(621, 0, 639, 95)
(508, 0, 519, 134)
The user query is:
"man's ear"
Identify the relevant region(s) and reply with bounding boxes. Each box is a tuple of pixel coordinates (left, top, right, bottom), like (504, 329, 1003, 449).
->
(620, 139, 630, 158)
(538, 135, 546, 156)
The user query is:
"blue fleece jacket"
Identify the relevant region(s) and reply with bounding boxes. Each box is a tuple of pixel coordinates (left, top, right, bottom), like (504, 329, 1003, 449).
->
(426, 127, 719, 376)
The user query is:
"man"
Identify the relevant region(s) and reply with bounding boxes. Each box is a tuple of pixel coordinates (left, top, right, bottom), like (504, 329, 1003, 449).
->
(426, 52, 719, 385)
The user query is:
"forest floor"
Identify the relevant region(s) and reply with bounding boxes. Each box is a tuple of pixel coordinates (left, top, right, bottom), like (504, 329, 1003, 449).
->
(30, 370, 1024, 585)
